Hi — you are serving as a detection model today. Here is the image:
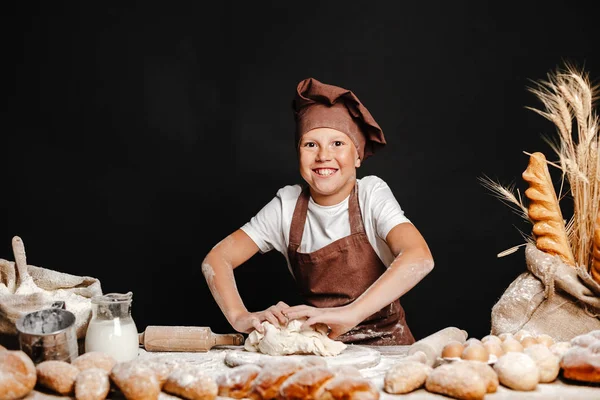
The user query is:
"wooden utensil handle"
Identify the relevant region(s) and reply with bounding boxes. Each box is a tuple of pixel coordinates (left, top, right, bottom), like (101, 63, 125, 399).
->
(215, 333, 245, 346)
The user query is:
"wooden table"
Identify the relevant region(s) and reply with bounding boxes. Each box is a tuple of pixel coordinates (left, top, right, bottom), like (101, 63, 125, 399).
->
(24, 345, 600, 399)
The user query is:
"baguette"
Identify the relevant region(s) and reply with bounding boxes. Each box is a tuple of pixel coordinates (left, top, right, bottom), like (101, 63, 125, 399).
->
(591, 211, 600, 283)
(522, 152, 575, 266)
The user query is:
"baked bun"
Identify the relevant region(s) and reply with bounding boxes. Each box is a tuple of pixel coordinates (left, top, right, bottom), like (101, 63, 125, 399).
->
(162, 366, 218, 400)
(110, 360, 161, 400)
(248, 360, 304, 400)
(217, 364, 262, 399)
(278, 366, 335, 400)
(560, 330, 600, 383)
(522, 151, 575, 265)
(75, 367, 111, 400)
(0, 350, 37, 400)
(36, 360, 79, 395)
(384, 361, 432, 394)
(72, 352, 117, 373)
(318, 375, 379, 400)
(425, 362, 487, 400)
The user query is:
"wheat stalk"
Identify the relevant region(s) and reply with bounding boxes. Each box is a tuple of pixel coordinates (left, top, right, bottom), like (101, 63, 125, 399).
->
(525, 63, 600, 271)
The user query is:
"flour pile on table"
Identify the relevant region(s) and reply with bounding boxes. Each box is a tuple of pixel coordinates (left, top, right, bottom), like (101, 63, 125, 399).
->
(244, 320, 347, 356)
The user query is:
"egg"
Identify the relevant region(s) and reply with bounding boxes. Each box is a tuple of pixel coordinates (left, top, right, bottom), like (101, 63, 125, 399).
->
(483, 340, 505, 357)
(498, 333, 514, 342)
(535, 334, 555, 348)
(514, 329, 532, 342)
(442, 341, 465, 358)
(461, 343, 489, 362)
(520, 336, 539, 349)
(481, 335, 502, 346)
(502, 337, 524, 353)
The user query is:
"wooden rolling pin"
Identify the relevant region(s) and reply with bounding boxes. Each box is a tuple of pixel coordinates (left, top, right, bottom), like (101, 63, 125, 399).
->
(407, 326, 468, 366)
(139, 326, 245, 352)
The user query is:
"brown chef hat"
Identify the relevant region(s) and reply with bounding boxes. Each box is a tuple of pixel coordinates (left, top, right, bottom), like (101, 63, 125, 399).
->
(292, 77, 386, 160)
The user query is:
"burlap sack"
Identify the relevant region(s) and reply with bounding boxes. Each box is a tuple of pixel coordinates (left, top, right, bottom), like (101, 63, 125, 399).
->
(491, 243, 600, 342)
(0, 237, 102, 339)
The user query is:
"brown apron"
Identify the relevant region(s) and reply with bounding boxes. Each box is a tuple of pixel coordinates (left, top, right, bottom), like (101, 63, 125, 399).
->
(287, 183, 415, 345)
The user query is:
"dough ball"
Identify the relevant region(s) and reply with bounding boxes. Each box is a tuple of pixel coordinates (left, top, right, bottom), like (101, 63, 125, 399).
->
(75, 368, 110, 400)
(425, 362, 487, 400)
(520, 336, 539, 349)
(550, 341, 571, 358)
(535, 334, 555, 348)
(493, 352, 539, 391)
(501, 337, 524, 353)
(442, 341, 464, 358)
(461, 343, 489, 362)
(483, 341, 504, 358)
(464, 338, 482, 347)
(36, 360, 79, 395)
(524, 344, 560, 383)
(384, 361, 432, 394)
(481, 335, 502, 346)
(514, 330, 533, 342)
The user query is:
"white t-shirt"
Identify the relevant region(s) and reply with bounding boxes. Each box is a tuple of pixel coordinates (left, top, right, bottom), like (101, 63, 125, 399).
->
(241, 175, 411, 274)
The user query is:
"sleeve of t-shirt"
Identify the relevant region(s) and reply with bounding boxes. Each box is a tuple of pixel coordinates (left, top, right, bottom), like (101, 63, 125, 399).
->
(240, 194, 284, 254)
(369, 177, 411, 240)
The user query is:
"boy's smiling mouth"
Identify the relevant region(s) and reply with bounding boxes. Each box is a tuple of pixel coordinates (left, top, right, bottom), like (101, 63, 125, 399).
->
(313, 168, 338, 176)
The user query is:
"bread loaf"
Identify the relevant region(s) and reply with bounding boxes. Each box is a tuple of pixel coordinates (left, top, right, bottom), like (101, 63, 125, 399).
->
(36, 360, 79, 395)
(318, 375, 379, 400)
(162, 366, 218, 400)
(592, 212, 600, 283)
(72, 352, 116, 373)
(522, 152, 575, 265)
(0, 350, 37, 400)
(425, 362, 487, 400)
(110, 360, 161, 400)
(248, 360, 304, 400)
(217, 364, 262, 399)
(75, 368, 110, 400)
(384, 361, 432, 394)
(560, 329, 600, 383)
(278, 366, 335, 400)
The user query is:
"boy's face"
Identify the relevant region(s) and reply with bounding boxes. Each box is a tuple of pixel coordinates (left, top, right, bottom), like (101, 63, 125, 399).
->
(298, 128, 361, 206)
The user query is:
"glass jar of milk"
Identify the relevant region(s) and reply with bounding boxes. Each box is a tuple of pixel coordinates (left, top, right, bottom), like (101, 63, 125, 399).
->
(85, 292, 139, 362)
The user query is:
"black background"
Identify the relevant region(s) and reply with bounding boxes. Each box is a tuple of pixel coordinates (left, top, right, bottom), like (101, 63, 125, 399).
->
(3, 1, 599, 341)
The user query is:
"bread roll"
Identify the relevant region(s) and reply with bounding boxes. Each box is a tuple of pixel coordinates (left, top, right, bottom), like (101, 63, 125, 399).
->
(462, 360, 498, 393)
(278, 366, 335, 400)
(383, 361, 432, 394)
(493, 352, 539, 391)
(75, 368, 110, 400)
(318, 375, 379, 400)
(425, 362, 486, 400)
(110, 360, 161, 400)
(36, 360, 79, 395)
(248, 359, 304, 400)
(524, 344, 560, 383)
(560, 330, 600, 383)
(217, 364, 262, 399)
(0, 350, 37, 400)
(163, 366, 218, 400)
(72, 352, 117, 373)
(522, 152, 575, 265)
